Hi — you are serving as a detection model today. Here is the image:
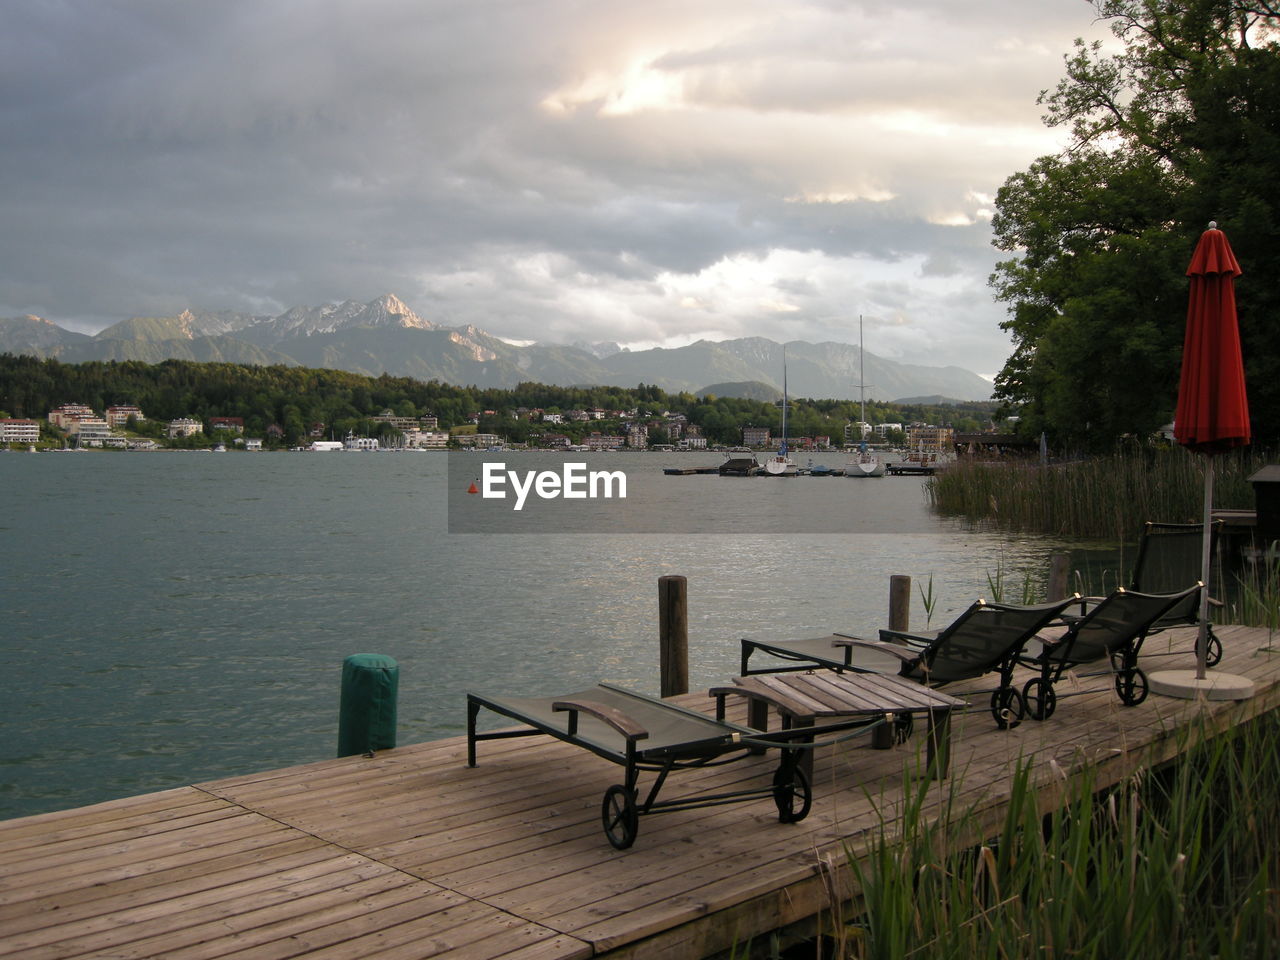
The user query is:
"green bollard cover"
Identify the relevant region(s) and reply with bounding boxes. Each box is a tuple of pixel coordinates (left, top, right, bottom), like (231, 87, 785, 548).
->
(337, 653, 399, 757)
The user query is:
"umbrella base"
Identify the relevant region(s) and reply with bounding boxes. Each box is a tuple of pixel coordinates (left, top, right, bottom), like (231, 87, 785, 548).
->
(1148, 669, 1256, 701)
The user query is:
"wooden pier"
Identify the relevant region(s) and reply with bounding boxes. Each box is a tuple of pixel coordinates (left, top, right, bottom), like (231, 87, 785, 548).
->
(3, 625, 1279, 959)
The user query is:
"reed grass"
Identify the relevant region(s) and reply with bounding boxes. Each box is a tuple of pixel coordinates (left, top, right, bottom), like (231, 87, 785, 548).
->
(926, 446, 1267, 541)
(1233, 543, 1280, 643)
(837, 714, 1280, 959)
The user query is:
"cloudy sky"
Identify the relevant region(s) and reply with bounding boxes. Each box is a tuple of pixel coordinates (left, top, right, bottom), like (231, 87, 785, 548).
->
(0, 0, 1112, 377)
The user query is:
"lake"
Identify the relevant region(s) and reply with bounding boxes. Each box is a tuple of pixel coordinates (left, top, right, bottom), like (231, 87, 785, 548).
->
(0, 450, 1117, 819)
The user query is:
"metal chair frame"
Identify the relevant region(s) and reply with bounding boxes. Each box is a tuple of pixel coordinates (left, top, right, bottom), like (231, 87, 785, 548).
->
(467, 683, 879, 849)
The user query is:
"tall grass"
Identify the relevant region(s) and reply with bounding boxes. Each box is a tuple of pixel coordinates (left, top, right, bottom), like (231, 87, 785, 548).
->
(926, 446, 1267, 541)
(839, 714, 1280, 959)
(1234, 543, 1280, 642)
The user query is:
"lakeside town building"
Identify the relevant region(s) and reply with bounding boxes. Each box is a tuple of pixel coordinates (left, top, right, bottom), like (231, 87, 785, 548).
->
(47, 403, 96, 429)
(584, 433, 626, 451)
(104, 405, 146, 429)
(906, 425, 955, 454)
(454, 433, 503, 448)
(402, 429, 450, 449)
(0, 419, 40, 444)
(372, 410, 442, 433)
(167, 418, 204, 438)
(67, 418, 111, 442)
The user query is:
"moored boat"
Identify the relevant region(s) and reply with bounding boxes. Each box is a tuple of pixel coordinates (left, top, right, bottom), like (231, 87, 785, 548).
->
(846, 315, 884, 478)
(763, 348, 798, 476)
(847, 453, 885, 477)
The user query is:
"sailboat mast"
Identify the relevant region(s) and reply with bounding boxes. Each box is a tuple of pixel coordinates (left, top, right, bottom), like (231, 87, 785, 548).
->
(781, 346, 788, 451)
(859, 316, 865, 440)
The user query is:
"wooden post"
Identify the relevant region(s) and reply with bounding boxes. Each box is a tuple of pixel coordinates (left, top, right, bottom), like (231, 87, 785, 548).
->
(659, 575, 689, 697)
(874, 575, 912, 749)
(1047, 552, 1070, 601)
(888, 575, 911, 632)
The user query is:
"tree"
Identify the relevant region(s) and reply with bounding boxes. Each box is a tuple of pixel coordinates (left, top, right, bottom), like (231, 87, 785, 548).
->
(991, 0, 1280, 449)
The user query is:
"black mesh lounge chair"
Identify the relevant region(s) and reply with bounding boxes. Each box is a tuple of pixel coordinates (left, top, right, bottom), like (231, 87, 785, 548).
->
(1130, 521, 1224, 667)
(467, 683, 883, 849)
(740, 597, 1076, 729)
(1017, 584, 1202, 719)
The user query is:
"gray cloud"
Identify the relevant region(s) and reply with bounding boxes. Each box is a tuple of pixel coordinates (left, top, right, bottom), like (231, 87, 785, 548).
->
(0, 0, 1109, 372)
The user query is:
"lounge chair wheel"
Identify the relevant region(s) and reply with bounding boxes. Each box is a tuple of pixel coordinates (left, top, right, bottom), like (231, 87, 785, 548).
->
(1199, 631, 1223, 669)
(1021, 678, 1056, 721)
(990, 688, 1024, 729)
(1115, 668, 1149, 707)
(772, 761, 812, 824)
(602, 785, 639, 850)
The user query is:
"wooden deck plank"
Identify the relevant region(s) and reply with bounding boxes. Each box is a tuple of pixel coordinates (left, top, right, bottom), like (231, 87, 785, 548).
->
(151, 884, 469, 960)
(0, 627, 1276, 959)
(0, 801, 248, 869)
(0, 837, 343, 935)
(0, 861, 410, 958)
(0, 787, 213, 835)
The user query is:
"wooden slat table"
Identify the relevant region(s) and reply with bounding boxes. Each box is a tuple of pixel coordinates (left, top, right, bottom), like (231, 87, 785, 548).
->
(712, 671, 966, 781)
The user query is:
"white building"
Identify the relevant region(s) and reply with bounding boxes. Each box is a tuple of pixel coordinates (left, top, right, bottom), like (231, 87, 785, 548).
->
(844, 421, 873, 443)
(584, 434, 626, 451)
(404, 430, 450, 449)
(0, 419, 40, 444)
(68, 418, 110, 440)
(167, 418, 204, 438)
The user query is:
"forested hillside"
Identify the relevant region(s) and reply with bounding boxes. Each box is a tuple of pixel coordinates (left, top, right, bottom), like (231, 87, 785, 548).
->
(0, 355, 997, 447)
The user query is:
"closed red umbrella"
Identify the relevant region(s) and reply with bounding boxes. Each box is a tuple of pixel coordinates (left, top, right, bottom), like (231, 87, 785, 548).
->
(1174, 222, 1250, 679)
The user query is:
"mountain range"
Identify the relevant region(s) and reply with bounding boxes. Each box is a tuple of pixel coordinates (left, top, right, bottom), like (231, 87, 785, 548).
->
(0, 294, 994, 402)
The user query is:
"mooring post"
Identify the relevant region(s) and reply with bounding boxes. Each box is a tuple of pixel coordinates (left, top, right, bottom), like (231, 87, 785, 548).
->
(1048, 552, 1070, 601)
(659, 575, 689, 697)
(337, 653, 399, 758)
(888, 574, 911, 633)
(874, 575, 912, 750)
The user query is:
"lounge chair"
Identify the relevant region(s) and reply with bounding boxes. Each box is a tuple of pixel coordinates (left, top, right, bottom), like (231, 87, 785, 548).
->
(1130, 521, 1224, 667)
(740, 597, 1076, 729)
(467, 682, 883, 849)
(1017, 584, 1203, 719)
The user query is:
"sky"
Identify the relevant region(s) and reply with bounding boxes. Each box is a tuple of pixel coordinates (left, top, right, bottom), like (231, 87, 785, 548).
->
(0, 0, 1114, 378)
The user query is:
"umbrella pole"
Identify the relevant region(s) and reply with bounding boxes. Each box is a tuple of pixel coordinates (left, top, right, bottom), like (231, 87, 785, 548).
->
(1197, 458, 1214, 680)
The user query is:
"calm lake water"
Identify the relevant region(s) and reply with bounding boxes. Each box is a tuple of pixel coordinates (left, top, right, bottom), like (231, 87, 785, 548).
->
(0, 451, 1117, 820)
